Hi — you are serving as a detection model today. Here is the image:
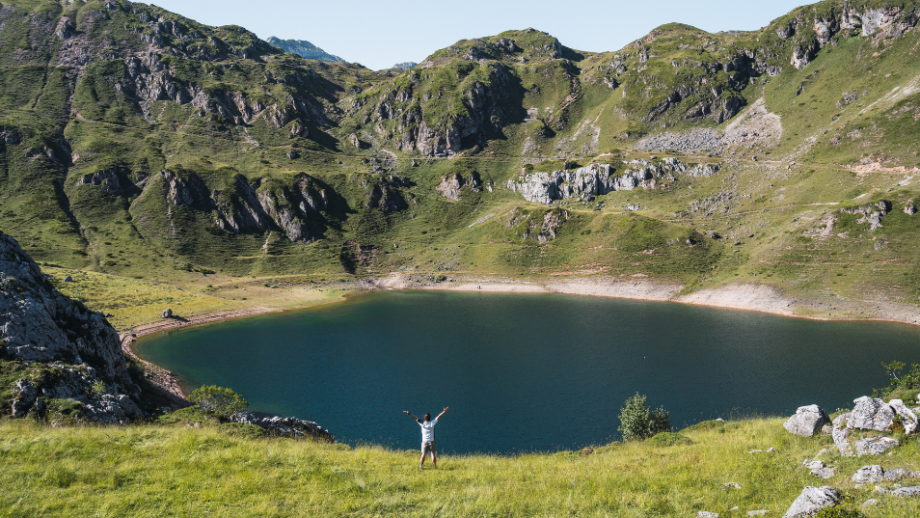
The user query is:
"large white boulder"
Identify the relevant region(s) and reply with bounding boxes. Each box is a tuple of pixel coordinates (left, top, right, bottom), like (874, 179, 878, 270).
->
(782, 486, 840, 518)
(783, 405, 831, 437)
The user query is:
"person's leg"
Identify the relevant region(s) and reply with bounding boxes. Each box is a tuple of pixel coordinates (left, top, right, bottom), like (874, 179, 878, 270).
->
(430, 441, 437, 468)
(419, 445, 426, 468)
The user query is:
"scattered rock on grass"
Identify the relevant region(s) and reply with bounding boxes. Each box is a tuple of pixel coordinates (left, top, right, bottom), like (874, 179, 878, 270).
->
(855, 436, 899, 456)
(849, 397, 895, 432)
(784, 405, 831, 437)
(851, 465, 885, 484)
(884, 468, 919, 481)
(162, 308, 173, 318)
(781, 486, 839, 518)
(811, 468, 835, 479)
(63, 275, 73, 282)
(892, 486, 920, 497)
(697, 512, 719, 518)
(747, 511, 770, 516)
(861, 499, 879, 508)
(888, 399, 919, 434)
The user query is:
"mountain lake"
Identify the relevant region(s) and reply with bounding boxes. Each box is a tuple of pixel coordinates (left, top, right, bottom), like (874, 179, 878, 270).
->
(136, 290, 920, 454)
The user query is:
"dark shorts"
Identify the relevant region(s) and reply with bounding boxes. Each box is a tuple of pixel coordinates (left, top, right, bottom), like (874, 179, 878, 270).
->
(422, 441, 436, 455)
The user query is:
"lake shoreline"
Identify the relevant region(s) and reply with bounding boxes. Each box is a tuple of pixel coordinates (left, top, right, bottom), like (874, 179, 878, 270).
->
(122, 275, 920, 404)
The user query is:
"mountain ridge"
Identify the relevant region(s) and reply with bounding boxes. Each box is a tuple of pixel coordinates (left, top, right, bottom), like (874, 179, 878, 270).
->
(1, 0, 920, 331)
(265, 36, 346, 63)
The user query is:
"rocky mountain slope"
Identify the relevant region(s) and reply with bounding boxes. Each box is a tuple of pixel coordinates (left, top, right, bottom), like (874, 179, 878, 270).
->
(265, 36, 345, 63)
(3, 0, 920, 324)
(0, 231, 141, 421)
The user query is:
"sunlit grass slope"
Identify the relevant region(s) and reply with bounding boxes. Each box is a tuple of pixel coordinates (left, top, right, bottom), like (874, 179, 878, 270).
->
(1, 417, 919, 517)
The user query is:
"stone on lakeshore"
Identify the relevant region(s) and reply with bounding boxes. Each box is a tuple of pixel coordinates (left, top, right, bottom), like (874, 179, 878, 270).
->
(851, 465, 885, 484)
(782, 486, 839, 518)
(784, 405, 831, 437)
(888, 399, 919, 434)
(849, 397, 895, 431)
(855, 436, 899, 456)
(162, 308, 173, 318)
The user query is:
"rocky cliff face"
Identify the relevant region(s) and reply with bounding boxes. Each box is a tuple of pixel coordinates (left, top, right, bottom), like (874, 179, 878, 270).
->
(0, 232, 141, 421)
(507, 159, 719, 205)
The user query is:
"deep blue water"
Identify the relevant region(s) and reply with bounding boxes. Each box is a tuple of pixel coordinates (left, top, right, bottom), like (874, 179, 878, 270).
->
(136, 291, 920, 454)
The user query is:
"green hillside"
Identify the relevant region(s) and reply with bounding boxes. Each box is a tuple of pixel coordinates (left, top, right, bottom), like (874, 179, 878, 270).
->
(2, 414, 918, 517)
(2, 0, 920, 328)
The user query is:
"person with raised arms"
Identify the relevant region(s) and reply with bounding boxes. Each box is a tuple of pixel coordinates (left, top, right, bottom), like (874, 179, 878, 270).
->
(403, 407, 449, 469)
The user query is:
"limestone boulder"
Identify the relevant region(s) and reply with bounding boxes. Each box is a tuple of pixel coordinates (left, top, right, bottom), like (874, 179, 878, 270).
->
(855, 436, 900, 456)
(849, 397, 895, 431)
(784, 405, 831, 437)
(888, 399, 918, 434)
(892, 486, 920, 497)
(851, 465, 885, 484)
(782, 486, 840, 518)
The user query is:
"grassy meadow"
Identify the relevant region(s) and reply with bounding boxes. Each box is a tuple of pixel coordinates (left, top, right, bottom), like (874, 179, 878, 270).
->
(1, 415, 919, 517)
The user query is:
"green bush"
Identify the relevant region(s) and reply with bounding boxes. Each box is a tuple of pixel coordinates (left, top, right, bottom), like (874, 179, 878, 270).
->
(434, 274, 447, 282)
(618, 393, 671, 442)
(814, 506, 863, 518)
(88, 380, 107, 400)
(188, 385, 248, 418)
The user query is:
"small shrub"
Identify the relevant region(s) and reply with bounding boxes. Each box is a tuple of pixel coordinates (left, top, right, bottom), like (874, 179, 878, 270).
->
(814, 506, 863, 518)
(188, 385, 248, 419)
(434, 274, 447, 283)
(618, 393, 672, 442)
(88, 380, 107, 400)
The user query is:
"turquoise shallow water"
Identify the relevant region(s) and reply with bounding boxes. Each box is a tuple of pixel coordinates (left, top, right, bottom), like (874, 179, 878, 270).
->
(137, 291, 920, 454)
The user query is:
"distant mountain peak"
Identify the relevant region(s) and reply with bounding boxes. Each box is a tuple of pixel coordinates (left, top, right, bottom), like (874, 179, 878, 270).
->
(265, 36, 344, 63)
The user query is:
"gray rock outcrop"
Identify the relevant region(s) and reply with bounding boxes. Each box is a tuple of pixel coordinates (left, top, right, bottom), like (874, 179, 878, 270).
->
(832, 412, 854, 456)
(851, 465, 885, 484)
(230, 411, 334, 441)
(849, 397, 895, 431)
(892, 486, 920, 497)
(0, 232, 132, 388)
(782, 486, 839, 518)
(1, 233, 142, 422)
(784, 405, 830, 437)
(507, 159, 719, 205)
(889, 398, 919, 434)
(855, 436, 900, 456)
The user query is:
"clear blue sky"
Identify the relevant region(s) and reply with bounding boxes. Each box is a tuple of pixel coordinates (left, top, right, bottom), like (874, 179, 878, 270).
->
(150, 0, 811, 70)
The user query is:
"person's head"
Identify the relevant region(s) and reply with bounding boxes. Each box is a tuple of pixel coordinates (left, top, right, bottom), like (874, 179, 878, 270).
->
(424, 413, 431, 422)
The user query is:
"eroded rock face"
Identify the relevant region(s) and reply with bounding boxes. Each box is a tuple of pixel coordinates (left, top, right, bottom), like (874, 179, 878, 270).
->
(782, 486, 840, 518)
(0, 233, 131, 388)
(507, 159, 719, 205)
(784, 405, 831, 437)
(436, 173, 480, 201)
(1, 234, 142, 421)
(230, 411, 334, 441)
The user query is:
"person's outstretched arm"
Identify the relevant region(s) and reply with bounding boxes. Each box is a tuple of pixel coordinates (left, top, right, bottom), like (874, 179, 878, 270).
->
(403, 410, 419, 420)
(435, 407, 449, 420)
